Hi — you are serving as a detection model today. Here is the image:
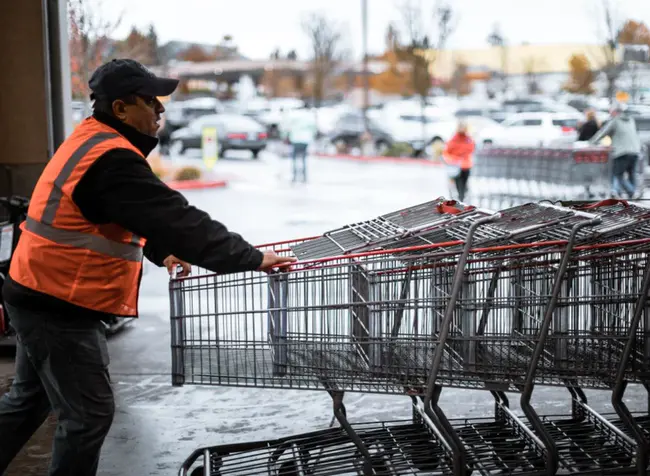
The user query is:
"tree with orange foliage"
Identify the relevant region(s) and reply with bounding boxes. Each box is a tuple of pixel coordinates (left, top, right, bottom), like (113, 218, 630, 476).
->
(178, 45, 217, 62)
(369, 50, 413, 95)
(563, 54, 596, 94)
(261, 69, 303, 98)
(68, 0, 121, 104)
(618, 20, 650, 48)
(399, 0, 455, 144)
(617, 20, 650, 101)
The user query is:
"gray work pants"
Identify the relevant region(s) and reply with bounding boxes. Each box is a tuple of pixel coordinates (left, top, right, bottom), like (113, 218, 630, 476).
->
(0, 302, 114, 476)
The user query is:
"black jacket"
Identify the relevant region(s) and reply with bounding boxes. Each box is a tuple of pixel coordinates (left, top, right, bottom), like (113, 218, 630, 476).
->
(3, 112, 264, 320)
(578, 119, 600, 141)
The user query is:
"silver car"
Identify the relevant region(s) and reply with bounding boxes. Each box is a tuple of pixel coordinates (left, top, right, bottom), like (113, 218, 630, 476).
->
(169, 113, 268, 158)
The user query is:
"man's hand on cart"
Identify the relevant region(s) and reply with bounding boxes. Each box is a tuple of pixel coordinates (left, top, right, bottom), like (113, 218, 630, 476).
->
(164, 254, 191, 277)
(258, 251, 297, 273)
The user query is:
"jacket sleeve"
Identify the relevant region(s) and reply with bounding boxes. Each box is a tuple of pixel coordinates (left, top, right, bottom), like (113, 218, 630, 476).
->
(577, 124, 588, 141)
(73, 149, 264, 274)
(143, 241, 169, 267)
(590, 119, 615, 144)
(443, 140, 457, 162)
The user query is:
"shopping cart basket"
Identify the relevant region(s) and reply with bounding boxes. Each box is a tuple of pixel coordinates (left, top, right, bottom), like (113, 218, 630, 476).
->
(179, 414, 455, 476)
(172, 199, 650, 476)
(472, 146, 612, 209)
(290, 198, 478, 261)
(405, 200, 650, 476)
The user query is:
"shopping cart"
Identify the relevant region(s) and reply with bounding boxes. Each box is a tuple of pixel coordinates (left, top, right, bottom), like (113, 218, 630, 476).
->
(471, 146, 614, 210)
(171, 199, 650, 476)
(290, 198, 479, 261)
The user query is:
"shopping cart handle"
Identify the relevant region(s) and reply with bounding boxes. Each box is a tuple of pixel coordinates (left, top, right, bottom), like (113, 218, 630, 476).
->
(170, 265, 191, 280)
(436, 200, 474, 215)
(578, 198, 629, 209)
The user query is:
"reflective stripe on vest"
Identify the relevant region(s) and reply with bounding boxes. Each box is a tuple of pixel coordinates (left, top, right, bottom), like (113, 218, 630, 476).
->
(24, 217, 143, 262)
(41, 132, 119, 225)
(27, 131, 144, 261)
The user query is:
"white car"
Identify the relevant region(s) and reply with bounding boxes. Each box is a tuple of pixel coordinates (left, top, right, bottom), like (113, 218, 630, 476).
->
(381, 115, 502, 157)
(475, 112, 582, 147)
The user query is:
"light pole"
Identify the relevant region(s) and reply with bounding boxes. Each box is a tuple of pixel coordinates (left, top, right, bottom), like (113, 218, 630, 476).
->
(362, 0, 369, 131)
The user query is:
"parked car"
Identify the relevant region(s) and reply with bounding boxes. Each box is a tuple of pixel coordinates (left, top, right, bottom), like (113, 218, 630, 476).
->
(252, 98, 306, 137)
(328, 109, 458, 157)
(404, 116, 502, 158)
(476, 112, 582, 147)
(327, 112, 396, 155)
(455, 107, 509, 124)
(164, 97, 224, 129)
(169, 113, 268, 158)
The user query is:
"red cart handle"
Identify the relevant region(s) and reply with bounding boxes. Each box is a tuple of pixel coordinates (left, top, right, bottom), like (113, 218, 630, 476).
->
(578, 198, 629, 210)
(436, 200, 474, 215)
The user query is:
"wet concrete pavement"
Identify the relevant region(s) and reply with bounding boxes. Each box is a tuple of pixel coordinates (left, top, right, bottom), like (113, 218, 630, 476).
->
(1, 151, 648, 475)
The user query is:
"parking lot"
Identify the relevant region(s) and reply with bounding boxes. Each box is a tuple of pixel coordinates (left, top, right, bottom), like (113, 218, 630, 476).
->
(3, 151, 649, 475)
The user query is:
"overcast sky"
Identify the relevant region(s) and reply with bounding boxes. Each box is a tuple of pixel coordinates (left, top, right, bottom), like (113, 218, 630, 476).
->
(98, 0, 650, 60)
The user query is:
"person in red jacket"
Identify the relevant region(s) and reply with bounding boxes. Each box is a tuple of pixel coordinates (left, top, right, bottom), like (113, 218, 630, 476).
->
(442, 121, 475, 201)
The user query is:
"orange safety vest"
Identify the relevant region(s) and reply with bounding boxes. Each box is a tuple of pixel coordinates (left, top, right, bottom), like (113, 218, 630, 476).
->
(9, 117, 146, 317)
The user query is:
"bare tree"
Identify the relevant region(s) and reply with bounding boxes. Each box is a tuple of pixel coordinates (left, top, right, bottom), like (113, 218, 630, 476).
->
(302, 12, 343, 114)
(112, 26, 160, 66)
(486, 23, 508, 97)
(523, 56, 543, 95)
(449, 62, 471, 96)
(593, 0, 623, 100)
(68, 0, 122, 113)
(399, 0, 456, 149)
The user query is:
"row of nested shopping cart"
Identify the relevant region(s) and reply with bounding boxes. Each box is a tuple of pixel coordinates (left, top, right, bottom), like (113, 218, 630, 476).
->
(470, 145, 647, 209)
(170, 197, 650, 476)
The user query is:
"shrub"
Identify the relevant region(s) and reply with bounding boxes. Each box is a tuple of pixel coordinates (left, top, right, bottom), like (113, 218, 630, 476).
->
(174, 166, 202, 181)
(382, 143, 413, 157)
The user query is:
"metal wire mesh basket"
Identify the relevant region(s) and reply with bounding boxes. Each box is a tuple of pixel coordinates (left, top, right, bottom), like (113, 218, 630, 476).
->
(179, 416, 455, 476)
(169, 202, 650, 393)
(171, 199, 650, 476)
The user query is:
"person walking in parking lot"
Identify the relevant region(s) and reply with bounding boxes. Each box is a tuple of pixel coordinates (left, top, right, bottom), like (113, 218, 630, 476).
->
(577, 109, 600, 141)
(285, 118, 317, 183)
(590, 104, 642, 198)
(0, 58, 295, 476)
(442, 121, 475, 202)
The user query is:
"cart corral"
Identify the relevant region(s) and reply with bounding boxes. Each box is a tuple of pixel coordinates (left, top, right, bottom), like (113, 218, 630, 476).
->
(471, 145, 648, 210)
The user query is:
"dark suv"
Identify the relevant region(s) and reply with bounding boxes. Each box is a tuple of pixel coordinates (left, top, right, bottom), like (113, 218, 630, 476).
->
(328, 113, 394, 155)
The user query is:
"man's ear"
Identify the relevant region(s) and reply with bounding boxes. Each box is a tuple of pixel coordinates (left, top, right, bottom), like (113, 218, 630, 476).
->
(112, 99, 128, 120)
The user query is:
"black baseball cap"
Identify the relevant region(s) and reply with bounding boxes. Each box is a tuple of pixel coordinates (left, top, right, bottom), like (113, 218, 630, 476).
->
(89, 58, 179, 101)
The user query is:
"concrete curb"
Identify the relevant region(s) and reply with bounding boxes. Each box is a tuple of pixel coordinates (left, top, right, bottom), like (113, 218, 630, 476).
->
(165, 179, 228, 190)
(314, 153, 443, 167)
